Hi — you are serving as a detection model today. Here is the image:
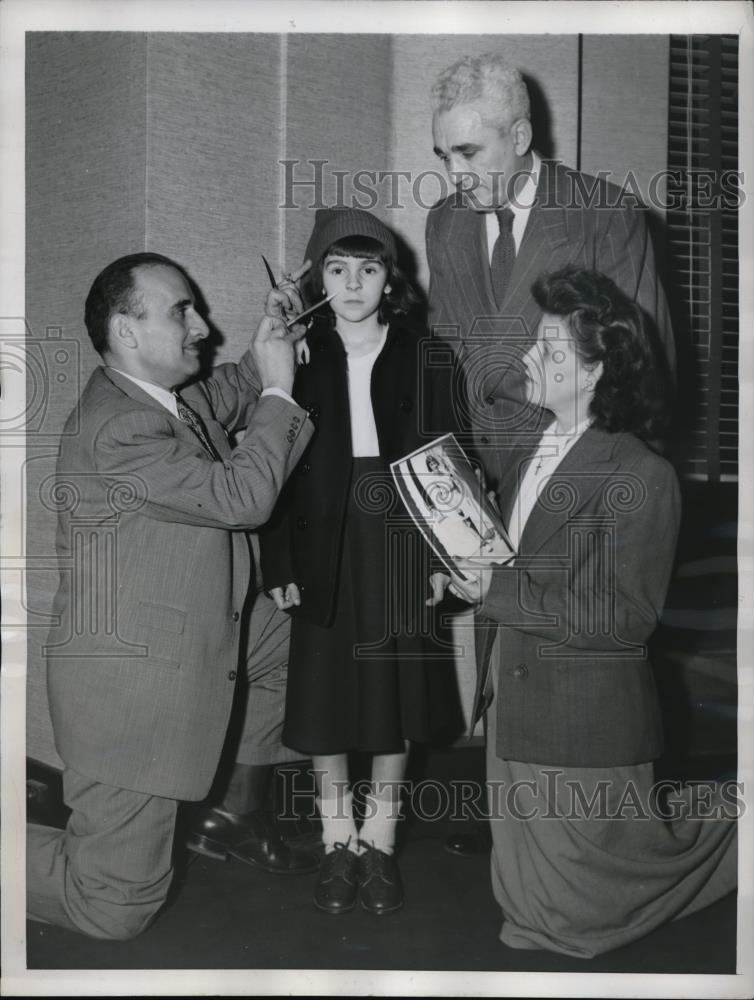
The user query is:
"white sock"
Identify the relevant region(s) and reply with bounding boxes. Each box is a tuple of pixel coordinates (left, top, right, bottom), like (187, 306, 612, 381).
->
(317, 790, 359, 854)
(359, 791, 402, 855)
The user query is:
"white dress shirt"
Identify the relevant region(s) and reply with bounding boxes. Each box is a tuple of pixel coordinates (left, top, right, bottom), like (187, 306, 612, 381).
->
(108, 367, 297, 416)
(108, 368, 180, 416)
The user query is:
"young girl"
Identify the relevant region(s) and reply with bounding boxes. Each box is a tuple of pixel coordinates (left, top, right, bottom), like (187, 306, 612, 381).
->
(260, 208, 459, 916)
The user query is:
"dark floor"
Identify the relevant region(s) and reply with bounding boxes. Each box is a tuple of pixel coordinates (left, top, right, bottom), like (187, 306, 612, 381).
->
(26, 743, 738, 976)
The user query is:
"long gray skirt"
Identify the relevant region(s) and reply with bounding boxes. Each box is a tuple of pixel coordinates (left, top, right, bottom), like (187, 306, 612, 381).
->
(485, 663, 737, 958)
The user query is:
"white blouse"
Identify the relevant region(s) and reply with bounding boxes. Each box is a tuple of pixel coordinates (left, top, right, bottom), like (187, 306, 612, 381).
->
(346, 326, 388, 457)
(507, 417, 592, 552)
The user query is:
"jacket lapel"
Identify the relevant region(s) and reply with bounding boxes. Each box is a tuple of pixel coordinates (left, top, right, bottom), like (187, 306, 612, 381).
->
(498, 444, 537, 526)
(181, 383, 232, 458)
(101, 367, 228, 457)
(101, 367, 171, 413)
(497, 160, 573, 337)
(511, 427, 621, 555)
(445, 200, 497, 327)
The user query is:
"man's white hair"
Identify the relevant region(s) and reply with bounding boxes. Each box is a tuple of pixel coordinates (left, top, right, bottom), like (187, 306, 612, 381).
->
(431, 53, 531, 132)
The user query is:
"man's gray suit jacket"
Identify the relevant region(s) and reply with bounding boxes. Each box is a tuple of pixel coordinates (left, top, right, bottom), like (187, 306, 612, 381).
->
(45, 354, 312, 801)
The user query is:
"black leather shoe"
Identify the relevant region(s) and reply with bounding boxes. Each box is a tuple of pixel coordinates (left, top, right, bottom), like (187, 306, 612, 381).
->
(186, 807, 319, 874)
(358, 844, 404, 915)
(444, 820, 492, 857)
(313, 843, 360, 914)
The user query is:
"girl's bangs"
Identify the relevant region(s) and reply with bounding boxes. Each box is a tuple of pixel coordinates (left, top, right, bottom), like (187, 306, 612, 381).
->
(324, 235, 389, 262)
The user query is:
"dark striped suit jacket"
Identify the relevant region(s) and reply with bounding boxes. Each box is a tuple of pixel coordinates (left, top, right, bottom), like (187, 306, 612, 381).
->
(425, 159, 675, 489)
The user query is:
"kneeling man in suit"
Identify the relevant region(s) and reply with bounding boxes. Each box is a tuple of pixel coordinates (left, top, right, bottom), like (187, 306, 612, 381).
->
(27, 252, 313, 939)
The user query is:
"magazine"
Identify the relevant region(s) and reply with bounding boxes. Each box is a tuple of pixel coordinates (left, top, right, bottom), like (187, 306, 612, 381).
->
(390, 434, 515, 582)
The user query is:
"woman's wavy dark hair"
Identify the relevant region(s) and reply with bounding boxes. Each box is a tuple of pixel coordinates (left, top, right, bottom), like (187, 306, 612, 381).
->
(531, 266, 670, 441)
(302, 235, 420, 325)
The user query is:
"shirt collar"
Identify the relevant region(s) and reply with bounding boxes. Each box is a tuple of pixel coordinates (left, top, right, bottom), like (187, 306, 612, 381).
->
(107, 366, 179, 417)
(510, 150, 540, 216)
(534, 414, 592, 462)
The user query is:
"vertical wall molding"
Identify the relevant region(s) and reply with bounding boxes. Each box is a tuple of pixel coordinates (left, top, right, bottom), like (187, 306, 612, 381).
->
(278, 33, 288, 275)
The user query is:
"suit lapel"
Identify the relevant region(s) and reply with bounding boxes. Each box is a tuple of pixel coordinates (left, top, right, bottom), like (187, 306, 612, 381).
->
(102, 367, 229, 458)
(498, 444, 538, 526)
(501, 160, 573, 336)
(181, 384, 232, 458)
(101, 367, 171, 413)
(445, 201, 497, 327)
(515, 428, 621, 555)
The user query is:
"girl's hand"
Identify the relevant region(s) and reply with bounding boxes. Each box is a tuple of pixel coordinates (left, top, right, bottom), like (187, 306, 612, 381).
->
(269, 583, 302, 610)
(426, 572, 452, 607)
(296, 338, 311, 366)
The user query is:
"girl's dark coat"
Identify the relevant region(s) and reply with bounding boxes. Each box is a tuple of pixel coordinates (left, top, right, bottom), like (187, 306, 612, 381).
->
(260, 317, 461, 630)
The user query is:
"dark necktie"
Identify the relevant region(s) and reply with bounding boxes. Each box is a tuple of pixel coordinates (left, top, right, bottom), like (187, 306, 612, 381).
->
(490, 207, 516, 308)
(175, 393, 223, 461)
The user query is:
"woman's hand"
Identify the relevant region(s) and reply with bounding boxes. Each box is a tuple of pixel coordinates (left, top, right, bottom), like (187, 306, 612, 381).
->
(269, 583, 302, 611)
(426, 572, 452, 607)
(446, 560, 493, 606)
(426, 564, 493, 607)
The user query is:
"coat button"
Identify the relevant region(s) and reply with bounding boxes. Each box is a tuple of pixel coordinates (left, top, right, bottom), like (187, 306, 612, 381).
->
(296, 516, 308, 530)
(301, 463, 311, 474)
(400, 397, 413, 413)
(510, 664, 528, 680)
(486, 395, 495, 406)
(306, 405, 320, 420)
(480, 435, 490, 445)
(228, 670, 237, 681)
(232, 611, 240, 622)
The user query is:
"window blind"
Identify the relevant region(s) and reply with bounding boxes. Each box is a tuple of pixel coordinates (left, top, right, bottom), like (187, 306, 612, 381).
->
(666, 35, 739, 481)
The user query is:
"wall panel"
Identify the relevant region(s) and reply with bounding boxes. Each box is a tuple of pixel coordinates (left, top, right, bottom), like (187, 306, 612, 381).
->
(580, 35, 670, 216)
(146, 33, 282, 363)
(283, 34, 393, 266)
(25, 32, 149, 767)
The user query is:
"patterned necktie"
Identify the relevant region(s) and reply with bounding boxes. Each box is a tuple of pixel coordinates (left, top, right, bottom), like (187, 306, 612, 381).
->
(175, 393, 223, 461)
(490, 207, 516, 308)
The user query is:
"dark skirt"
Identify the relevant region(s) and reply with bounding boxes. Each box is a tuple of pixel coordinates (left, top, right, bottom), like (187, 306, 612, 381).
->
(283, 458, 458, 755)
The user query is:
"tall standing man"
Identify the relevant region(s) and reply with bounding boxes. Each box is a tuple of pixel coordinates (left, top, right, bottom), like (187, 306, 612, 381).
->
(427, 53, 674, 493)
(27, 253, 313, 939)
(425, 53, 675, 855)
